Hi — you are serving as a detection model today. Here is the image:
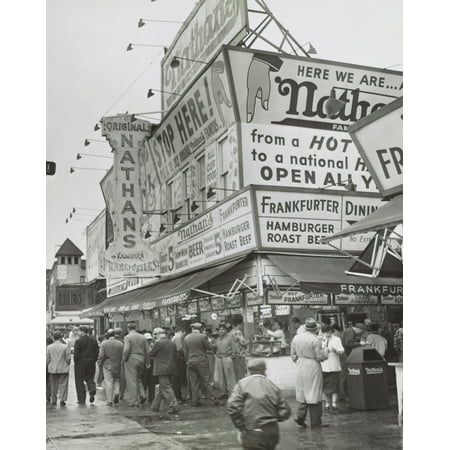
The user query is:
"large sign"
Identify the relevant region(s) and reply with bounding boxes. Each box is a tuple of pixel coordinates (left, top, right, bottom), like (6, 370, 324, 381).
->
(86, 210, 106, 282)
(256, 190, 383, 251)
(225, 47, 403, 192)
(161, 0, 247, 112)
(349, 97, 403, 198)
(149, 53, 235, 183)
(100, 168, 115, 248)
(150, 190, 256, 276)
(100, 115, 160, 277)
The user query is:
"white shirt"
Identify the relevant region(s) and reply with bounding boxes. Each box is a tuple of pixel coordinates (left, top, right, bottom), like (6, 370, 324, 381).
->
(320, 335, 345, 372)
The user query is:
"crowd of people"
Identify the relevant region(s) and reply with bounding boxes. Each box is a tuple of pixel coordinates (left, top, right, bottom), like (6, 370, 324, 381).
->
(46, 315, 402, 450)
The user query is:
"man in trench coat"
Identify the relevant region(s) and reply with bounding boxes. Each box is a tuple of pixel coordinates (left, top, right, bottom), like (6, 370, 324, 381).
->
(291, 318, 329, 428)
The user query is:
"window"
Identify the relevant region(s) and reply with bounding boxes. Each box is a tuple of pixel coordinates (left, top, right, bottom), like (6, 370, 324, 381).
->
(74, 257, 79, 264)
(218, 135, 231, 201)
(198, 155, 206, 211)
(68, 256, 72, 264)
(167, 181, 174, 230)
(60, 256, 65, 264)
(183, 167, 191, 221)
(80, 276, 86, 283)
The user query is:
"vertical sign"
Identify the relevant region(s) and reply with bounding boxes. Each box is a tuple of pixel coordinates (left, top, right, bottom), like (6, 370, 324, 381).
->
(100, 115, 160, 277)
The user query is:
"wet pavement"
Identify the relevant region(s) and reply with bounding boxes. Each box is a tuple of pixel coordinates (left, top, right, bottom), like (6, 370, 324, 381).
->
(47, 363, 402, 449)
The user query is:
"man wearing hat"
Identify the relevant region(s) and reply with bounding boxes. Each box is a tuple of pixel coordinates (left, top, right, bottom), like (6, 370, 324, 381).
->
(122, 323, 147, 407)
(291, 318, 329, 428)
(227, 358, 291, 449)
(47, 331, 72, 406)
(74, 326, 99, 404)
(98, 328, 124, 406)
(147, 327, 178, 414)
(143, 332, 157, 404)
(183, 322, 219, 406)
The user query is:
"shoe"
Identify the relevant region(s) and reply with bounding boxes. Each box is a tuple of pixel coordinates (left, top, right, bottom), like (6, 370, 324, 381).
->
(77, 400, 86, 405)
(213, 399, 223, 406)
(106, 402, 113, 406)
(332, 405, 338, 414)
(324, 406, 330, 414)
(113, 395, 120, 404)
(60, 401, 66, 407)
(140, 397, 147, 405)
(294, 418, 307, 428)
(89, 395, 95, 403)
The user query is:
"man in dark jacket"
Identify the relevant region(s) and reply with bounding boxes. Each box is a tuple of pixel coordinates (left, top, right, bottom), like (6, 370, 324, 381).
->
(183, 322, 219, 406)
(74, 326, 99, 404)
(227, 358, 291, 450)
(148, 327, 178, 414)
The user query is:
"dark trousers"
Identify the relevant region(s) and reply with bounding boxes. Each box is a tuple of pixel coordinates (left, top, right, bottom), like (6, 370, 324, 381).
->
(74, 360, 96, 402)
(296, 401, 323, 426)
(187, 359, 215, 403)
(46, 370, 51, 400)
(242, 422, 279, 450)
(143, 367, 157, 403)
(172, 355, 187, 401)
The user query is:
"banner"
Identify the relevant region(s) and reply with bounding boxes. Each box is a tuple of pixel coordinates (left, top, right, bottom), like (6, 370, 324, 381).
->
(100, 115, 160, 277)
(149, 53, 235, 183)
(85, 210, 106, 282)
(267, 290, 329, 305)
(151, 190, 256, 276)
(334, 294, 378, 305)
(100, 168, 115, 248)
(256, 190, 383, 251)
(161, 0, 247, 112)
(225, 47, 403, 192)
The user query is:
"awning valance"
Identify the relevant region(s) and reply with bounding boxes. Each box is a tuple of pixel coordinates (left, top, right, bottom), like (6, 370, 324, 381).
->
(267, 254, 402, 294)
(321, 194, 403, 243)
(98, 256, 248, 314)
(50, 316, 94, 325)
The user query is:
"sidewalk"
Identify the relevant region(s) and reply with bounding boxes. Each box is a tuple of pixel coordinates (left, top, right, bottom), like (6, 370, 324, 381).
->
(47, 363, 402, 449)
(46, 364, 186, 450)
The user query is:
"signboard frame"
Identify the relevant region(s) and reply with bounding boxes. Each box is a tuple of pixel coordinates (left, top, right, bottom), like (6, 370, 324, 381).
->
(349, 97, 403, 198)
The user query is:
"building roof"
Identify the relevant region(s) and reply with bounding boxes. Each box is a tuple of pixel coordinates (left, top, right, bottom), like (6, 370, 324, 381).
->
(55, 238, 84, 257)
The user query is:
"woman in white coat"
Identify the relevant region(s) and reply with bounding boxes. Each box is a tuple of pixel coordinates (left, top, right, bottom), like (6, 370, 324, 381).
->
(320, 325, 345, 413)
(291, 318, 329, 428)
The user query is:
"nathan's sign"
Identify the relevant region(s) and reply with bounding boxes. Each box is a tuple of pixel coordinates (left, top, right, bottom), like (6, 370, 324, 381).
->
(161, 0, 247, 112)
(225, 47, 403, 192)
(150, 190, 256, 276)
(267, 290, 328, 305)
(100, 115, 160, 278)
(149, 53, 235, 183)
(256, 190, 383, 252)
(349, 97, 403, 198)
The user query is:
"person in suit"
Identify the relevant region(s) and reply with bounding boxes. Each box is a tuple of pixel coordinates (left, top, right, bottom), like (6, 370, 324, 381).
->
(47, 331, 72, 406)
(227, 358, 291, 450)
(74, 326, 99, 404)
(122, 322, 147, 407)
(46, 335, 54, 402)
(143, 332, 157, 404)
(148, 327, 178, 414)
(171, 327, 187, 403)
(183, 322, 220, 406)
(98, 328, 124, 406)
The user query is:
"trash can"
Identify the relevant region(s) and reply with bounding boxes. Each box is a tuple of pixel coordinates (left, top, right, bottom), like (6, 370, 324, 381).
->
(345, 347, 389, 410)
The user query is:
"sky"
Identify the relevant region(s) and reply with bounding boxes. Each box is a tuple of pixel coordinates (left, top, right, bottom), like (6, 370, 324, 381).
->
(46, 0, 403, 269)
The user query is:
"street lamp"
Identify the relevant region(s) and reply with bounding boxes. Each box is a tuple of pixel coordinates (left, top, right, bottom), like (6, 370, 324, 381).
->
(138, 18, 183, 28)
(147, 88, 180, 98)
(127, 43, 166, 51)
(70, 167, 109, 174)
(76, 153, 113, 160)
(84, 138, 106, 147)
(206, 187, 238, 199)
(169, 56, 208, 69)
